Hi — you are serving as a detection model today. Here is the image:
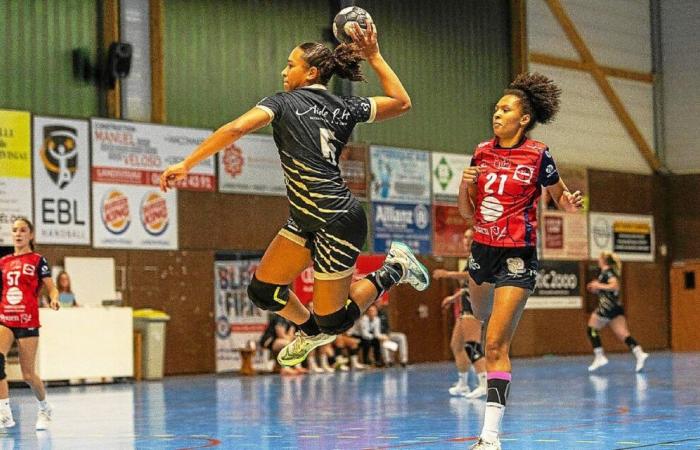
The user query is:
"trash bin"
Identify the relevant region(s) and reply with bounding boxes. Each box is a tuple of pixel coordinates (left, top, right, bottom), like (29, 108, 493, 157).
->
(133, 309, 171, 380)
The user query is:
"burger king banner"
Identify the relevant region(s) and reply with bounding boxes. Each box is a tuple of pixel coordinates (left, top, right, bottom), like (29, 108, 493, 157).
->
(92, 183, 177, 249)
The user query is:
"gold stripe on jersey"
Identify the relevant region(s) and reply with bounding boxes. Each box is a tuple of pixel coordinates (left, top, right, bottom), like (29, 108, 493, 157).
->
(288, 183, 349, 214)
(280, 151, 325, 175)
(281, 161, 335, 185)
(322, 231, 361, 253)
(289, 201, 327, 223)
(314, 246, 347, 273)
(316, 233, 352, 259)
(316, 238, 351, 266)
(314, 266, 354, 280)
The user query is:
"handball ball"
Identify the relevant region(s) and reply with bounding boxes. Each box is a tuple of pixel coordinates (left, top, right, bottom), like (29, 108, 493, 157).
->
(332, 6, 372, 44)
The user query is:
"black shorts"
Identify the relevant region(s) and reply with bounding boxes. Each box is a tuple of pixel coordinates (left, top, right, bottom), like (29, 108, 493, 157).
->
(279, 202, 367, 280)
(595, 299, 625, 320)
(468, 242, 539, 291)
(0, 324, 39, 339)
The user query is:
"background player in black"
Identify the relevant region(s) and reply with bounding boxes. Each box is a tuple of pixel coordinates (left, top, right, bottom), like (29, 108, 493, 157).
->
(161, 20, 429, 367)
(586, 252, 649, 372)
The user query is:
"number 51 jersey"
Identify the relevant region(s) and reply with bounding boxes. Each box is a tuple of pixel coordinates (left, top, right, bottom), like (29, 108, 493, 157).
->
(256, 85, 376, 232)
(0, 252, 51, 328)
(470, 137, 560, 248)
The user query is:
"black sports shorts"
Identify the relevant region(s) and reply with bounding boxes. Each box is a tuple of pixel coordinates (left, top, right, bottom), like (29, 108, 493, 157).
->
(595, 299, 625, 320)
(0, 324, 40, 339)
(467, 241, 539, 291)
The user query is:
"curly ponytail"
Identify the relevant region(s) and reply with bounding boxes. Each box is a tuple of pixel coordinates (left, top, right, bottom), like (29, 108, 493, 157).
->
(504, 72, 561, 131)
(299, 42, 365, 85)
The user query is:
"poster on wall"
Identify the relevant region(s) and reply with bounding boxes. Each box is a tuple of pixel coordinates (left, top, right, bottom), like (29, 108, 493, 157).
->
(214, 253, 268, 373)
(589, 213, 654, 262)
(540, 210, 589, 260)
(0, 110, 32, 245)
(433, 204, 469, 257)
(91, 118, 215, 191)
(218, 134, 285, 196)
(372, 201, 431, 254)
(33, 116, 91, 245)
(92, 183, 177, 249)
(432, 152, 471, 205)
(526, 260, 582, 309)
(370, 146, 431, 204)
(339, 143, 368, 200)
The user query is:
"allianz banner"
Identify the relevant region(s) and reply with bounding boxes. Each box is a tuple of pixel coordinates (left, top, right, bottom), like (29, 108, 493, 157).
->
(33, 116, 91, 245)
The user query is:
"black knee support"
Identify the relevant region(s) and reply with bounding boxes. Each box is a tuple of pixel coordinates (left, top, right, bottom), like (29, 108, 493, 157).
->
(314, 299, 361, 334)
(465, 341, 484, 363)
(0, 353, 5, 380)
(247, 275, 289, 312)
(587, 326, 602, 349)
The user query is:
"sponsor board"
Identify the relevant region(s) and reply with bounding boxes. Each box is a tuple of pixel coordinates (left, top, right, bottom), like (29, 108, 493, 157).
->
(589, 213, 654, 262)
(433, 204, 469, 257)
(526, 260, 582, 309)
(370, 146, 431, 203)
(33, 116, 91, 245)
(540, 210, 589, 260)
(372, 201, 431, 254)
(432, 152, 471, 205)
(0, 110, 32, 245)
(218, 134, 285, 196)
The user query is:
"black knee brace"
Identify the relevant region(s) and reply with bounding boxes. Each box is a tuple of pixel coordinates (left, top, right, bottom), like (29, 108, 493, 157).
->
(465, 341, 484, 363)
(587, 326, 602, 349)
(314, 299, 361, 334)
(0, 353, 5, 380)
(247, 275, 289, 312)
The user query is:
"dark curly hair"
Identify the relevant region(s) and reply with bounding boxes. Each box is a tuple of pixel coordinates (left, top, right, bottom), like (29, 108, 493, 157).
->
(504, 72, 561, 131)
(298, 42, 365, 85)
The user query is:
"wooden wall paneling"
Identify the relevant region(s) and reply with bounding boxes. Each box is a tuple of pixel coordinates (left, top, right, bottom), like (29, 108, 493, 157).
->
(623, 263, 668, 350)
(178, 191, 289, 251)
(669, 175, 700, 261)
(127, 250, 215, 375)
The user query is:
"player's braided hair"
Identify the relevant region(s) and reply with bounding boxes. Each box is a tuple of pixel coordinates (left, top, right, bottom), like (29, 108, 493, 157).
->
(299, 42, 365, 85)
(504, 72, 561, 131)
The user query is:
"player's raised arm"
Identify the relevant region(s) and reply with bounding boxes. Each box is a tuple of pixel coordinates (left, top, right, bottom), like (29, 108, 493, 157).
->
(348, 20, 411, 121)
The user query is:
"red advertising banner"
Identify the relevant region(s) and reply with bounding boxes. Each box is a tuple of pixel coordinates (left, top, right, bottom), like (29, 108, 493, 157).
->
(293, 254, 388, 304)
(432, 204, 469, 257)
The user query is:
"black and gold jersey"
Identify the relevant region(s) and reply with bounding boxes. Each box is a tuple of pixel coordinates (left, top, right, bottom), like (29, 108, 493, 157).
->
(257, 85, 376, 231)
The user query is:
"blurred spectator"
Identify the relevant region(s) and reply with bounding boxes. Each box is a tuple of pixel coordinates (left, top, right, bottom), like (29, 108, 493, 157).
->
(56, 271, 79, 307)
(358, 304, 386, 367)
(378, 303, 408, 367)
(259, 314, 304, 375)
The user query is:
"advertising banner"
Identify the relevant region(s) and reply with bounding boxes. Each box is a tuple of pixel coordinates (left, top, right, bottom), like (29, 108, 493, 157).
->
(432, 152, 471, 205)
(33, 116, 91, 245)
(589, 213, 654, 262)
(542, 165, 589, 211)
(372, 201, 431, 254)
(218, 134, 285, 196)
(214, 254, 268, 373)
(540, 210, 589, 260)
(339, 143, 368, 200)
(92, 183, 177, 249)
(433, 204, 469, 257)
(370, 146, 431, 203)
(0, 110, 32, 245)
(526, 260, 582, 309)
(91, 118, 214, 191)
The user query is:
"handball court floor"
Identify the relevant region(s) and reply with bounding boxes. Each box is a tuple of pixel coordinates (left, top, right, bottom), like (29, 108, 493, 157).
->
(1, 352, 698, 449)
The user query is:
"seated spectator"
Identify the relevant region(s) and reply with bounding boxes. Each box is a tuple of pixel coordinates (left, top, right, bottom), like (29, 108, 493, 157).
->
(259, 314, 304, 375)
(334, 332, 366, 371)
(56, 271, 79, 307)
(378, 302, 409, 367)
(358, 304, 386, 367)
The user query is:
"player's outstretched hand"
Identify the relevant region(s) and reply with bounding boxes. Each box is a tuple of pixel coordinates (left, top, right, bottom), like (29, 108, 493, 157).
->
(160, 162, 188, 192)
(349, 18, 378, 59)
(49, 298, 60, 311)
(562, 190, 584, 212)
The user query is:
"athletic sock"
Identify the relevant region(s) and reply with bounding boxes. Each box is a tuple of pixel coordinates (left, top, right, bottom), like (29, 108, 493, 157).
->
(459, 371, 468, 385)
(38, 399, 49, 410)
(481, 372, 511, 441)
(299, 316, 321, 336)
(365, 264, 404, 296)
(594, 347, 605, 357)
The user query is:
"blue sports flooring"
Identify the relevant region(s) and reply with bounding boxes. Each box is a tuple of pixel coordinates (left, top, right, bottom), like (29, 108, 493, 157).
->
(0, 352, 698, 449)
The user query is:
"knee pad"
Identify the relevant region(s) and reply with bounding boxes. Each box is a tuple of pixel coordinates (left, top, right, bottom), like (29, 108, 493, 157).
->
(0, 353, 5, 380)
(314, 300, 361, 334)
(465, 341, 484, 363)
(247, 275, 289, 312)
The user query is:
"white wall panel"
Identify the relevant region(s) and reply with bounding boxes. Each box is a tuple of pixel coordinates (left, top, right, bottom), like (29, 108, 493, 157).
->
(529, 64, 651, 174)
(528, 0, 652, 72)
(661, 0, 700, 173)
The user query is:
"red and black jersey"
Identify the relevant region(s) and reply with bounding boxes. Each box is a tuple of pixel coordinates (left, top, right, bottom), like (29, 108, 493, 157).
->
(0, 252, 51, 328)
(470, 137, 560, 248)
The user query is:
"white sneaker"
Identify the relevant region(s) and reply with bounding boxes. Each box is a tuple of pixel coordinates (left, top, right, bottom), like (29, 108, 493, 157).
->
(470, 438, 501, 449)
(337, 364, 349, 372)
(635, 351, 649, 372)
(449, 380, 470, 396)
(465, 384, 487, 399)
(36, 405, 52, 430)
(0, 409, 15, 429)
(588, 355, 609, 372)
(277, 332, 337, 367)
(385, 242, 430, 291)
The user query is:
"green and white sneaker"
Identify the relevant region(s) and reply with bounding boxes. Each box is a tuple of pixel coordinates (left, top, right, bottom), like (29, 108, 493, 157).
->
(386, 242, 430, 291)
(277, 332, 337, 367)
